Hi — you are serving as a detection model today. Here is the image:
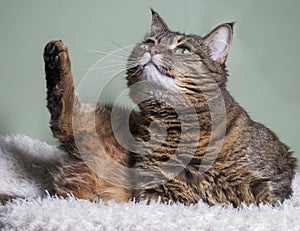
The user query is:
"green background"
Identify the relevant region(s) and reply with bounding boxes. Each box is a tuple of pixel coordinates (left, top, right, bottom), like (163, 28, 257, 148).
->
(0, 0, 299, 168)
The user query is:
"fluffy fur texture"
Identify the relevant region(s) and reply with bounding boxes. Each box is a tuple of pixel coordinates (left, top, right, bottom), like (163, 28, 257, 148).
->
(41, 10, 296, 207)
(0, 135, 299, 230)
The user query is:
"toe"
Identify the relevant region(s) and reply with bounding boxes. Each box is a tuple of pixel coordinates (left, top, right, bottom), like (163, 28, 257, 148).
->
(43, 40, 68, 69)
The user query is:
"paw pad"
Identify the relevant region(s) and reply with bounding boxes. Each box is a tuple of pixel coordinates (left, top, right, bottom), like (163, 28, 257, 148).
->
(44, 40, 67, 70)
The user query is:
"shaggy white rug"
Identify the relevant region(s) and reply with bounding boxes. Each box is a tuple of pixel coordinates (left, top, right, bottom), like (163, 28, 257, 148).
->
(0, 135, 299, 231)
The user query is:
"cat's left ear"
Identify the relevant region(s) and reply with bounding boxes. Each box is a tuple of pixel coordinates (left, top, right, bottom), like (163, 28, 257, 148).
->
(203, 23, 234, 65)
(149, 9, 170, 36)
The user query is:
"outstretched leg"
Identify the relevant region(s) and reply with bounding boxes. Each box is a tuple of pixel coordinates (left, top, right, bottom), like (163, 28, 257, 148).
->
(43, 40, 132, 202)
(44, 40, 79, 142)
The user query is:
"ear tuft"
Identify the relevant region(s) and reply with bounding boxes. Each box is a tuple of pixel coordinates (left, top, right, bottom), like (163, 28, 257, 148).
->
(203, 23, 233, 64)
(149, 9, 169, 36)
(150, 8, 157, 16)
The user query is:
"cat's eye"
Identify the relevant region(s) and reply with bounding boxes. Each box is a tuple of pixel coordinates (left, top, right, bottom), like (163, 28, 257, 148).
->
(175, 44, 191, 55)
(141, 38, 156, 50)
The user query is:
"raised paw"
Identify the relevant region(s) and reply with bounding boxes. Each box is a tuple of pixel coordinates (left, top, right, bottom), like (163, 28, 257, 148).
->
(44, 40, 70, 71)
(44, 40, 76, 138)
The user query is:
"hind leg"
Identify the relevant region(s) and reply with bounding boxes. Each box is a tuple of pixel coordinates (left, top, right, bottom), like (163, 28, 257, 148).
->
(251, 173, 294, 205)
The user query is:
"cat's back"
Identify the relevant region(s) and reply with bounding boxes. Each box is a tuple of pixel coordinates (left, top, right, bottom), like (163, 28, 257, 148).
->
(222, 95, 296, 172)
(246, 120, 296, 175)
(214, 99, 297, 205)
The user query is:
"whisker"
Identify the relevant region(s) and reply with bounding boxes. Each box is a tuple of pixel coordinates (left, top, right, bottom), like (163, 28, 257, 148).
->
(103, 67, 135, 80)
(85, 63, 138, 72)
(81, 44, 139, 81)
(86, 44, 134, 61)
(84, 64, 127, 71)
(108, 42, 135, 55)
(85, 48, 111, 56)
(95, 67, 130, 81)
(85, 49, 134, 61)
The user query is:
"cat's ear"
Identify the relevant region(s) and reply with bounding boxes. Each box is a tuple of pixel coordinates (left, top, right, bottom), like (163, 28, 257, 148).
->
(149, 9, 170, 36)
(203, 23, 234, 64)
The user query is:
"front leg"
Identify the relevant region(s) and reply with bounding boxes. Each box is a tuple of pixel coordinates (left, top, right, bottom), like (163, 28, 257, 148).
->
(44, 40, 79, 142)
(44, 40, 133, 202)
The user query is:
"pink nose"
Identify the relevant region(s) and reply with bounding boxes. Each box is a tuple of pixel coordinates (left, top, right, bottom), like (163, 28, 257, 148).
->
(150, 46, 160, 56)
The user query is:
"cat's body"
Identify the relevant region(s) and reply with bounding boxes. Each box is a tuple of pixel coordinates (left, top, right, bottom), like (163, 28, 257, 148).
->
(44, 10, 296, 207)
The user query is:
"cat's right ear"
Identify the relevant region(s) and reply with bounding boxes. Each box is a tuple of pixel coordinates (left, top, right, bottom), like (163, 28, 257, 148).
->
(149, 9, 170, 36)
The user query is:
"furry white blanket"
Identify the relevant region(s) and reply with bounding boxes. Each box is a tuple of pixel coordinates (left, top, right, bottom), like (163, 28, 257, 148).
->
(0, 135, 299, 231)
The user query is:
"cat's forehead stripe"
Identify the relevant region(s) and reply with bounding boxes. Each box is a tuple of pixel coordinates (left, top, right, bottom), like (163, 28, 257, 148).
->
(155, 32, 202, 48)
(156, 32, 182, 44)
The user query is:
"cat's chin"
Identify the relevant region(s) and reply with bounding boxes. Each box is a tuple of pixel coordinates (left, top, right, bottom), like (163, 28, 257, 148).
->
(142, 63, 176, 89)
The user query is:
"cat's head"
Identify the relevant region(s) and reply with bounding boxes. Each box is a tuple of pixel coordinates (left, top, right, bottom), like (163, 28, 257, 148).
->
(127, 9, 233, 104)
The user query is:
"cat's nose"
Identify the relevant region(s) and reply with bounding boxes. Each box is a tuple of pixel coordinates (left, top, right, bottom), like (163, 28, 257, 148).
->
(150, 46, 160, 56)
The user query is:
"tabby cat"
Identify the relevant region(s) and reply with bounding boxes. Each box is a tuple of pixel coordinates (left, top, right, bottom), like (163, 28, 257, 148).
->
(43, 10, 296, 207)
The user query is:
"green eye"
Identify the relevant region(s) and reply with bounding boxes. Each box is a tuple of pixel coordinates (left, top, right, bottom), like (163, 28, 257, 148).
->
(175, 48, 191, 55)
(141, 38, 156, 50)
(141, 44, 151, 50)
(175, 44, 191, 55)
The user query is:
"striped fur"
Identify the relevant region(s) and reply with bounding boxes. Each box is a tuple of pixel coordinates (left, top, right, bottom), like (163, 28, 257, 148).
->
(44, 11, 296, 207)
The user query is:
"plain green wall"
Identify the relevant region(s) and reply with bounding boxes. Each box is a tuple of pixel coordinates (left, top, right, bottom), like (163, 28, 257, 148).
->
(0, 0, 299, 168)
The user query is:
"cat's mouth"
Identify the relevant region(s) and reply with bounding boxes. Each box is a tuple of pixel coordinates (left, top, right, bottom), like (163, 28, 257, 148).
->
(143, 62, 161, 74)
(141, 62, 177, 89)
(143, 62, 174, 81)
